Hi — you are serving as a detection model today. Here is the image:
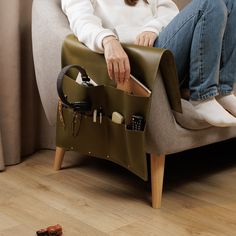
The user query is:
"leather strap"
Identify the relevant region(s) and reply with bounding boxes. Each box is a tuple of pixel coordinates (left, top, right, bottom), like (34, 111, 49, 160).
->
(57, 64, 91, 112)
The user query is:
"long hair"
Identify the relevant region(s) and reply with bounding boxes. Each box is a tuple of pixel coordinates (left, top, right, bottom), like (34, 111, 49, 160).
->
(124, 0, 148, 6)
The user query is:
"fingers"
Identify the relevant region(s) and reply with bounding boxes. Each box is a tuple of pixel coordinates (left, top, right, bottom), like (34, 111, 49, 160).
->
(117, 60, 125, 83)
(144, 37, 149, 47)
(124, 57, 131, 81)
(104, 32, 156, 83)
(136, 34, 151, 47)
(103, 39, 130, 83)
(106, 57, 130, 84)
(111, 59, 130, 84)
(107, 60, 113, 80)
(134, 36, 141, 46)
(135, 31, 157, 47)
(113, 61, 120, 83)
(148, 35, 156, 47)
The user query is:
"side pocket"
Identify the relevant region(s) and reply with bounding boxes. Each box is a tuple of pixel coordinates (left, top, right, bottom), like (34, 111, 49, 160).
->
(62, 75, 106, 109)
(77, 115, 108, 157)
(105, 86, 149, 124)
(56, 108, 108, 158)
(107, 118, 129, 166)
(125, 129, 147, 180)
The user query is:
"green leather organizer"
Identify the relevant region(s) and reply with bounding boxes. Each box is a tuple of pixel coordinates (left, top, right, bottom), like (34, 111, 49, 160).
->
(56, 34, 182, 180)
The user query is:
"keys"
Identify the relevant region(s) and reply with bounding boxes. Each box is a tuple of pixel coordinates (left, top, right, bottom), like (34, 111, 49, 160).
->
(72, 111, 82, 137)
(61, 104, 104, 138)
(58, 99, 65, 128)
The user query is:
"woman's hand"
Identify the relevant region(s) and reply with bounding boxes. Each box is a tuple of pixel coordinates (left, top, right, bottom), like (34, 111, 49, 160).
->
(135, 31, 157, 47)
(103, 36, 130, 84)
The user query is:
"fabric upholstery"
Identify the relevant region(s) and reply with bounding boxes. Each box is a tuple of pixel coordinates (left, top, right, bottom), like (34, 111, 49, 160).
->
(146, 75, 236, 155)
(32, 0, 71, 125)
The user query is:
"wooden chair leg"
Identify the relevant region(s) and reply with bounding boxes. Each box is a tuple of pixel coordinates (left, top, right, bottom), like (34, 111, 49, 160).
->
(54, 147, 66, 170)
(150, 153, 165, 209)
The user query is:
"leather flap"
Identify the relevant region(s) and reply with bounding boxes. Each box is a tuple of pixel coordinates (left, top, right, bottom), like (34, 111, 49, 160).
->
(62, 34, 182, 113)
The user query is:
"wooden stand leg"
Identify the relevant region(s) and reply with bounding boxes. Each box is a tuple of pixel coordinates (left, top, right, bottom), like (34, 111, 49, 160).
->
(151, 154, 165, 209)
(54, 147, 66, 171)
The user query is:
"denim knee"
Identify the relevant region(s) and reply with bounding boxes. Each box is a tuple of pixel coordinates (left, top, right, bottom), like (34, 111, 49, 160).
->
(206, 0, 228, 19)
(223, 0, 236, 12)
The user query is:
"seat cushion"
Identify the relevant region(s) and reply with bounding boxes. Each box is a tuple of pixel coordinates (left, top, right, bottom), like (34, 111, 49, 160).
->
(173, 99, 212, 130)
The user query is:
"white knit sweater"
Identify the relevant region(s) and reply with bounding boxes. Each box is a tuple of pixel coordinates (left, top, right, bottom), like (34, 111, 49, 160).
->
(61, 0, 179, 53)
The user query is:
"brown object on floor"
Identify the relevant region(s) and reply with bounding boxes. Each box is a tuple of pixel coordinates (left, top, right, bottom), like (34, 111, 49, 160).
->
(36, 224, 62, 236)
(47, 224, 62, 236)
(36, 228, 48, 236)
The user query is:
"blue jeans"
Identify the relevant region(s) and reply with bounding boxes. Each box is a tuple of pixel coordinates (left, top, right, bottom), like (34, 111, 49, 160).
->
(154, 0, 236, 101)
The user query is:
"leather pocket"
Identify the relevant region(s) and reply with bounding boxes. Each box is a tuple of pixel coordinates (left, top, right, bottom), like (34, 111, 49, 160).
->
(56, 80, 150, 180)
(107, 118, 128, 166)
(125, 129, 147, 178)
(105, 86, 149, 124)
(57, 110, 109, 158)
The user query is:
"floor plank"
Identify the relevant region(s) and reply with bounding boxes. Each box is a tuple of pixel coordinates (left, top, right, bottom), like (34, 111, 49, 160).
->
(0, 139, 236, 235)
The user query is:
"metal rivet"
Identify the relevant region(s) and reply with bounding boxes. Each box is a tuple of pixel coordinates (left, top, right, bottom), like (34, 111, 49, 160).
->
(107, 155, 110, 159)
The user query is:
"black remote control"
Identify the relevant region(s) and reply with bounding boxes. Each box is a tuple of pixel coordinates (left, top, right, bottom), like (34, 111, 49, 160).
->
(130, 114, 145, 131)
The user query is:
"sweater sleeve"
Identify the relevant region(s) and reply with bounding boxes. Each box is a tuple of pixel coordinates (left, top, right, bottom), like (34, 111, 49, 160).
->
(142, 0, 179, 35)
(61, 0, 117, 53)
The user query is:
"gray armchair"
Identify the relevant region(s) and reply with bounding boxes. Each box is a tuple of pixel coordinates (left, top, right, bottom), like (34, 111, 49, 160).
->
(32, 0, 236, 208)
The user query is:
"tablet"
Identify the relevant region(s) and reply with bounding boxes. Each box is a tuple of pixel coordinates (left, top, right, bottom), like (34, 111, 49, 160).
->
(116, 74, 151, 97)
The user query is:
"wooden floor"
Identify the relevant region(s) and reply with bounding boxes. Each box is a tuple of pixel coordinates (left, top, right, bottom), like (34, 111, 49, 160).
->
(0, 139, 236, 236)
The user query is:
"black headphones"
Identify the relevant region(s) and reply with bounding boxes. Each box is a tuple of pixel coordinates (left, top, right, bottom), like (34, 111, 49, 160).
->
(57, 64, 92, 112)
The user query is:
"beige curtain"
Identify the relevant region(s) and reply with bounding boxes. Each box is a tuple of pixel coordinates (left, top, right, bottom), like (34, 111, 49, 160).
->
(0, 0, 55, 171)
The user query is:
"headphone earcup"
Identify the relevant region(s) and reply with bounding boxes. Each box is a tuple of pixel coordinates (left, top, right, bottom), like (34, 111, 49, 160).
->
(72, 101, 91, 112)
(57, 64, 91, 112)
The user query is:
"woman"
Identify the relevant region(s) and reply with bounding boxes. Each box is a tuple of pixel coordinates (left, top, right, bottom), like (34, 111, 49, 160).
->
(61, 0, 236, 127)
